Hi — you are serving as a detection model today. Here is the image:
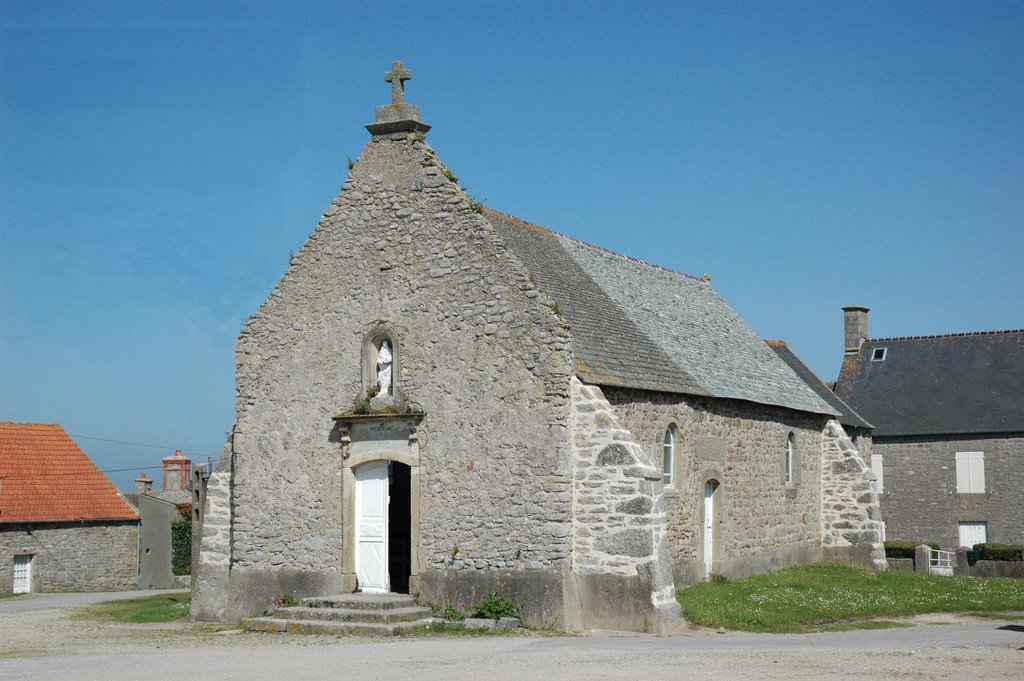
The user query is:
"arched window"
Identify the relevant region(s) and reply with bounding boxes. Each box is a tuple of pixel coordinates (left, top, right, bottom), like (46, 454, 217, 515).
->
(662, 426, 675, 488)
(785, 433, 795, 485)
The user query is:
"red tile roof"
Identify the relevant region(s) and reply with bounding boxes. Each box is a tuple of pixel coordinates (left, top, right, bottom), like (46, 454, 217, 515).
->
(0, 422, 139, 523)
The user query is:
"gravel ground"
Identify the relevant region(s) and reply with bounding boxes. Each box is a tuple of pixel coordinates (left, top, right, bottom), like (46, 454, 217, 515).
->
(0, 598, 1022, 680)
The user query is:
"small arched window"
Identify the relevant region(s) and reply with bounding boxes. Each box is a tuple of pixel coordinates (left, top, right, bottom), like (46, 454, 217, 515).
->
(785, 433, 795, 485)
(663, 426, 675, 488)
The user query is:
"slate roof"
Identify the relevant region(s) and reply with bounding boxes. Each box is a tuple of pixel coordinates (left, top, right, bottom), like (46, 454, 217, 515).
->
(766, 340, 872, 430)
(0, 422, 139, 523)
(835, 330, 1024, 437)
(485, 209, 836, 416)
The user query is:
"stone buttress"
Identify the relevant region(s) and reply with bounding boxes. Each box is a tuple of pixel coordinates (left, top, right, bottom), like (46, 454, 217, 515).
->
(820, 420, 887, 569)
(565, 377, 682, 633)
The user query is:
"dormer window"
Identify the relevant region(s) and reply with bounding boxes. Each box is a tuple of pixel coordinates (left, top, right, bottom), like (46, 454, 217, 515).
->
(871, 347, 887, 362)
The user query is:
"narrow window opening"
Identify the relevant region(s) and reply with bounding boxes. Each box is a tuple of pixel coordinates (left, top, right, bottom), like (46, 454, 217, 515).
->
(871, 347, 887, 361)
(785, 433, 795, 485)
(662, 427, 675, 488)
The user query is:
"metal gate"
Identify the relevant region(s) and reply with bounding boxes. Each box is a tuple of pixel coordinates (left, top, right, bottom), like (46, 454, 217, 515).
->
(928, 548, 955, 576)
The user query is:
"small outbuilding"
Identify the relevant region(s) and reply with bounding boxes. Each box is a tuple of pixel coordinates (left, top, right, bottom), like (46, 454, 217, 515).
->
(0, 422, 139, 593)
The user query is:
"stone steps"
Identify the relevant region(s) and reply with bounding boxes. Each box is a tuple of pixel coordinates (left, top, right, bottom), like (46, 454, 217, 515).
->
(269, 604, 431, 623)
(243, 592, 437, 637)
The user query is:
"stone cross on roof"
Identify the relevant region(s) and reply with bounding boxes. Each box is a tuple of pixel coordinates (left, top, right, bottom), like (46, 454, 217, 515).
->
(385, 61, 412, 105)
(366, 60, 431, 136)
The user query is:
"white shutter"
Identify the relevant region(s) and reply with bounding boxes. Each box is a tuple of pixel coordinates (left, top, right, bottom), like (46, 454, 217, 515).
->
(870, 454, 883, 493)
(955, 452, 985, 493)
(970, 452, 985, 493)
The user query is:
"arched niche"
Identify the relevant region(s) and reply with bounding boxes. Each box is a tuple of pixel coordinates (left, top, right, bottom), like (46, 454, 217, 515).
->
(361, 326, 402, 405)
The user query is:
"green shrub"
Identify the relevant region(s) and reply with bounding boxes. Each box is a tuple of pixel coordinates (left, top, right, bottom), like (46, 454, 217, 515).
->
(471, 591, 520, 620)
(884, 541, 939, 559)
(974, 543, 1024, 562)
(170, 518, 192, 576)
(270, 593, 299, 608)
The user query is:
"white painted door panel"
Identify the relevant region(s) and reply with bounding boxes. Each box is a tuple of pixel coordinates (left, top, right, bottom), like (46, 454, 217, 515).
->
(356, 461, 389, 593)
(703, 482, 716, 578)
(13, 555, 31, 594)
(958, 521, 987, 548)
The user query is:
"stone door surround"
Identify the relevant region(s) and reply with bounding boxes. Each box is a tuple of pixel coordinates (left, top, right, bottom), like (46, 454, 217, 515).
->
(334, 413, 423, 594)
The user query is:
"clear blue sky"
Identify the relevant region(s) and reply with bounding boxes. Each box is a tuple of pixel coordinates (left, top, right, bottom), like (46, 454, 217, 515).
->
(2, 1, 1022, 491)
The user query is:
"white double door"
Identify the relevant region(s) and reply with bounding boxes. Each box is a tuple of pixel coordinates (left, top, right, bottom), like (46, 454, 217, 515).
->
(958, 521, 987, 549)
(355, 461, 390, 593)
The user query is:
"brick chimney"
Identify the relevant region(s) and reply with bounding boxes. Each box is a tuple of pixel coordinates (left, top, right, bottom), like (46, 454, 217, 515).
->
(162, 450, 191, 493)
(134, 472, 154, 495)
(843, 305, 870, 355)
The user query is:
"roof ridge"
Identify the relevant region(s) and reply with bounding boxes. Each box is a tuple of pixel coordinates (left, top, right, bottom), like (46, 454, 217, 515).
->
(0, 421, 62, 427)
(484, 207, 702, 282)
(868, 328, 1024, 342)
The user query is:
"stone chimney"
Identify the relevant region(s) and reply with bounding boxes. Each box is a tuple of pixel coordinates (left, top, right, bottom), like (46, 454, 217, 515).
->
(134, 472, 154, 495)
(162, 450, 191, 493)
(843, 305, 870, 355)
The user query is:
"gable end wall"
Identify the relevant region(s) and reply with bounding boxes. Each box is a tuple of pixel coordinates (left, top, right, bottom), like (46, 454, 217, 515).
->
(195, 132, 576, 621)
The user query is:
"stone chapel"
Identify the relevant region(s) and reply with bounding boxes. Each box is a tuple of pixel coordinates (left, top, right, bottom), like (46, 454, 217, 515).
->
(191, 62, 884, 633)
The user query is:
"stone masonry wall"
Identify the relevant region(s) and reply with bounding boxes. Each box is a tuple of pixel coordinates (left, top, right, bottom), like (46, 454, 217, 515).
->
(820, 420, 886, 569)
(875, 433, 1024, 549)
(569, 378, 680, 627)
(603, 387, 826, 585)
(191, 441, 233, 620)
(1, 521, 137, 592)
(220, 131, 574, 593)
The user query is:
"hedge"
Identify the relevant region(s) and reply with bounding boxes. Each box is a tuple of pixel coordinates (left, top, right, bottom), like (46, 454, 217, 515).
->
(973, 543, 1024, 562)
(171, 518, 192, 576)
(884, 540, 939, 560)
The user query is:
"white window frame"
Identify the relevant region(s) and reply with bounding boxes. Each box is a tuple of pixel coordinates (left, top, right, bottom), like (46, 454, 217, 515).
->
(662, 427, 675, 489)
(870, 454, 884, 493)
(784, 433, 795, 485)
(955, 451, 985, 494)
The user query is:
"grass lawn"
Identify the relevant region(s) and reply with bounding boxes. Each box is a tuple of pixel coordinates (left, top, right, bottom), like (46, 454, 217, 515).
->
(72, 593, 191, 624)
(677, 562, 1024, 633)
(0, 592, 28, 600)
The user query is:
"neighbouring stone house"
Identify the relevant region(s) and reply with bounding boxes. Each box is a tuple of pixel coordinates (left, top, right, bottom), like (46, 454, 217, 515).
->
(835, 306, 1024, 550)
(126, 451, 194, 589)
(191, 62, 884, 633)
(0, 422, 139, 593)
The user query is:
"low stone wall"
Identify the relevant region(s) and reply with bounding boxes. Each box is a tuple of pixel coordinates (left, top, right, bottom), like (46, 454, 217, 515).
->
(0, 521, 138, 592)
(970, 560, 1024, 579)
(886, 558, 914, 572)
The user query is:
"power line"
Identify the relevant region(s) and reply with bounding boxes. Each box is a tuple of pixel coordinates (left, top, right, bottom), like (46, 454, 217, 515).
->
(0, 460, 218, 479)
(67, 433, 219, 456)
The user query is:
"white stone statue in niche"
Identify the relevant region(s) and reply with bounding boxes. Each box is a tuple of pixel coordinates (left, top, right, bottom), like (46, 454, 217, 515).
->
(376, 339, 393, 396)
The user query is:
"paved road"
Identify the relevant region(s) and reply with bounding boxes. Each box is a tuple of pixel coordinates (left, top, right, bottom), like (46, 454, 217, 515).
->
(1, 618, 1021, 680)
(0, 589, 186, 614)
(0, 594, 1021, 680)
